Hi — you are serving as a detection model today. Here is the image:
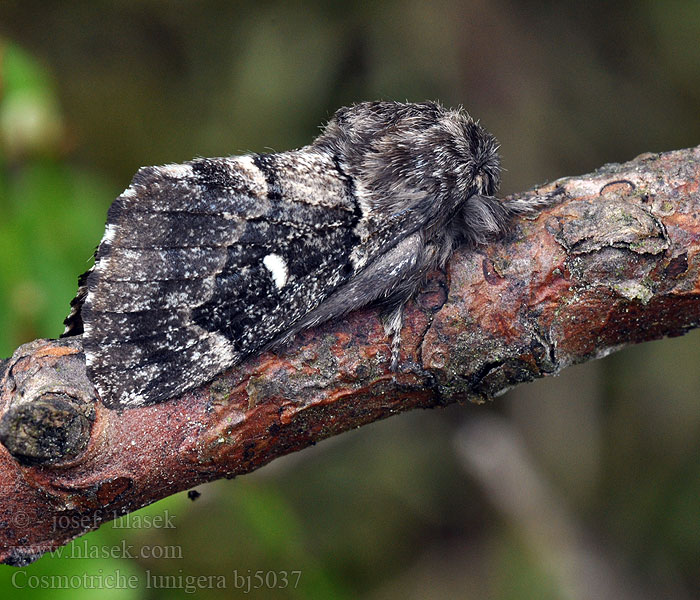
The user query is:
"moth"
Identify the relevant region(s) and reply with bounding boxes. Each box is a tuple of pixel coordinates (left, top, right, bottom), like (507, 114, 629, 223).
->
(62, 101, 535, 408)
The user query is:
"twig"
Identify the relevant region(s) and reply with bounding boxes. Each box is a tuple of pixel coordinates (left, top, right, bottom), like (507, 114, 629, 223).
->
(0, 145, 698, 565)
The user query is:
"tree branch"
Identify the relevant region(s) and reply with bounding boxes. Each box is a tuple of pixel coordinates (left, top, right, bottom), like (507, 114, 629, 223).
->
(0, 146, 698, 565)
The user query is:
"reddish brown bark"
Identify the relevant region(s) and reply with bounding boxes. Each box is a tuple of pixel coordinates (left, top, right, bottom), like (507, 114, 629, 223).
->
(0, 146, 698, 565)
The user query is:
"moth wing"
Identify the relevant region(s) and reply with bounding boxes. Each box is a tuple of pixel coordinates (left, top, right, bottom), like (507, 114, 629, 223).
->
(75, 153, 365, 407)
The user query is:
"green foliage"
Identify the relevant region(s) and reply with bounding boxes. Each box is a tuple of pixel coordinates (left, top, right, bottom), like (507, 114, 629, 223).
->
(0, 42, 112, 356)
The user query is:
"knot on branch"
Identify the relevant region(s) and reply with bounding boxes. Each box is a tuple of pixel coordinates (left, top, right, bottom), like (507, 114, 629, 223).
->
(0, 339, 96, 466)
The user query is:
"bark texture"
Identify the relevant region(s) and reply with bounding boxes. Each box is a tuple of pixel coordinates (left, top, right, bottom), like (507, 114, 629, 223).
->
(0, 146, 698, 565)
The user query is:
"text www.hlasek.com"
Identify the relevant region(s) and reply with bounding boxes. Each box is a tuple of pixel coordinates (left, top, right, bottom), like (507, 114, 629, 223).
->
(48, 539, 183, 561)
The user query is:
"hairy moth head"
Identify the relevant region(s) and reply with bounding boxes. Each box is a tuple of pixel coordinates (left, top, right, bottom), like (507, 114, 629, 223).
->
(314, 101, 503, 251)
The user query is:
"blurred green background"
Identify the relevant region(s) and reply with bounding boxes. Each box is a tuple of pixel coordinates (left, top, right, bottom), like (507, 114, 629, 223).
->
(0, 1, 699, 598)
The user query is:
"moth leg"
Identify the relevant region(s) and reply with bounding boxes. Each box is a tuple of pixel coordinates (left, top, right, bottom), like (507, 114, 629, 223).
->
(382, 303, 405, 370)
